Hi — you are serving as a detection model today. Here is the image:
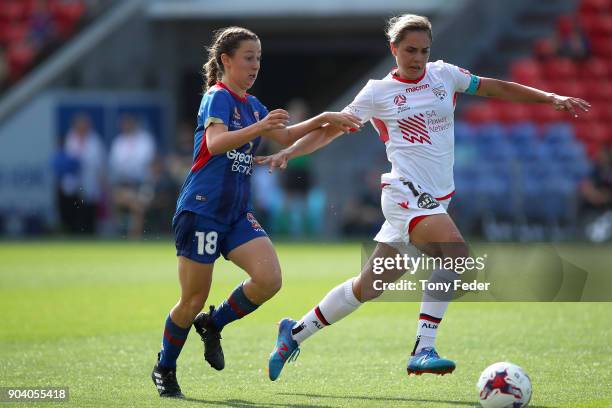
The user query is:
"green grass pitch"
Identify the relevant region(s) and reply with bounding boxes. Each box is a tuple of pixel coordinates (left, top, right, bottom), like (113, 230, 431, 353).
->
(0, 241, 611, 407)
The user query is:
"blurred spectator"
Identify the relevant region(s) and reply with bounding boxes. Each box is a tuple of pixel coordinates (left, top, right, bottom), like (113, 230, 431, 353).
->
(143, 156, 178, 234)
(581, 146, 612, 242)
(28, 0, 56, 49)
(280, 98, 325, 237)
(552, 15, 590, 60)
(109, 114, 156, 238)
(166, 121, 195, 188)
(52, 113, 106, 234)
(533, 38, 555, 62)
(341, 169, 385, 237)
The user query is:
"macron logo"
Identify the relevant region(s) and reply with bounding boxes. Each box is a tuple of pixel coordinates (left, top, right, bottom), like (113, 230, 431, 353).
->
(398, 114, 431, 145)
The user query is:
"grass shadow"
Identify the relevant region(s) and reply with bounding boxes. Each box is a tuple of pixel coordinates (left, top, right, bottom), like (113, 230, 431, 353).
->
(183, 397, 333, 408)
(278, 392, 554, 407)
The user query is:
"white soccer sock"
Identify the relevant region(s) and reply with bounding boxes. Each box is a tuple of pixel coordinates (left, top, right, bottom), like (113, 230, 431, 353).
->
(291, 278, 361, 344)
(413, 268, 455, 354)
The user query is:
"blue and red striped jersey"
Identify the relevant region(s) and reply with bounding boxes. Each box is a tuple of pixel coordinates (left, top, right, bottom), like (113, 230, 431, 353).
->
(174, 81, 268, 224)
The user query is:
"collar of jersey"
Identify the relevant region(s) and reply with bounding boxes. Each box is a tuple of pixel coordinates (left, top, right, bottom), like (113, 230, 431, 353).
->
(216, 81, 248, 102)
(390, 67, 427, 84)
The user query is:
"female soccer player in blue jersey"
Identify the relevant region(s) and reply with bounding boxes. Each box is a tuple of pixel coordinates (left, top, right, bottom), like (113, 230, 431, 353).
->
(259, 14, 590, 382)
(151, 26, 361, 398)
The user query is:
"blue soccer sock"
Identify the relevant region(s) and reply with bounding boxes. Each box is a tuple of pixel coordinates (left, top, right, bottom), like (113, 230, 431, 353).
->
(210, 282, 259, 331)
(159, 315, 190, 369)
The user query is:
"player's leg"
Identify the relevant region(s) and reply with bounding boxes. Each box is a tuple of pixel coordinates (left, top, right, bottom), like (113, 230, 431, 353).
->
(153, 211, 220, 397)
(407, 212, 468, 375)
(153, 256, 214, 398)
(192, 212, 272, 370)
(268, 242, 405, 381)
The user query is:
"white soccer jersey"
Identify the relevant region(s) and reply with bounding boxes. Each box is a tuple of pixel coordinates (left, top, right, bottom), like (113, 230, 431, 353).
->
(343, 60, 477, 199)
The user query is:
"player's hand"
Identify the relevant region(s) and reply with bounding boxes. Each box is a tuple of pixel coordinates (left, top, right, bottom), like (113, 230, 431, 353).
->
(323, 112, 363, 133)
(550, 94, 590, 118)
(259, 109, 290, 132)
(254, 150, 290, 173)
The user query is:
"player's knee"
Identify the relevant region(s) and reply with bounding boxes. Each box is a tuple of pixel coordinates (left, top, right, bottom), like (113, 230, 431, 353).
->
(251, 266, 282, 296)
(441, 240, 470, 260)
(264, 270, 282, 295)
(180, 295, 206, 316)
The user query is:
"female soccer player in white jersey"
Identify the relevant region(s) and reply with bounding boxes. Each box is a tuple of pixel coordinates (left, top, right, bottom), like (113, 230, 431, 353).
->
(260, 14, 590, 380)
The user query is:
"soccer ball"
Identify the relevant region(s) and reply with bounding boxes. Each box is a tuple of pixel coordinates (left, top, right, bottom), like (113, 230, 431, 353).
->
(476, 362, 532, 408)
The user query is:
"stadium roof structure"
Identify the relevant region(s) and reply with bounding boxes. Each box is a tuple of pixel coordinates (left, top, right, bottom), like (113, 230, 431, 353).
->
(145, 0, 463, 19)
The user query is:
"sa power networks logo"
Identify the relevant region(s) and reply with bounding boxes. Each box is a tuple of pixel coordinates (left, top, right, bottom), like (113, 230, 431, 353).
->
(397, 113, 432, 144)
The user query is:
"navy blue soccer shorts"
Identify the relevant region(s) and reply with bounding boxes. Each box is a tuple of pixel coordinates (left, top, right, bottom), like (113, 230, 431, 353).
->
(173, 211, 268, 264)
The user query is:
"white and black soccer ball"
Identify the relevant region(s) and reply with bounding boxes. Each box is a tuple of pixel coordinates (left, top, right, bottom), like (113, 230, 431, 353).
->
(477, 362, 532, 408)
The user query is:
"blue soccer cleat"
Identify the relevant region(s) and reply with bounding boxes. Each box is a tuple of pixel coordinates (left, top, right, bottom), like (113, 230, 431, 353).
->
(268, 318, 300, 381)
(407, 347, 456, 376)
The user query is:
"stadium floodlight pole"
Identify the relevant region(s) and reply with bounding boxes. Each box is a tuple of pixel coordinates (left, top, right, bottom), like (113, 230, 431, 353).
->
(0, 0, 147, 124)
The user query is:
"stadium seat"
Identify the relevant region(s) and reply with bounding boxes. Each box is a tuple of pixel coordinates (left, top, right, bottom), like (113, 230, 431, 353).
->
(0, 0, 27, 22)
(519, 162, 576, 222)
(464, 103, 498, 123)
(497, 103, 532, 123)
(542, 58, 578, 80)
(0, 23, 29, 47)
(591, 37, 612, 57)
(583, 80, 612, 102)
(454, 121, 477, 144)
(510, 59, 541, 85)
(507, 122, 539, 145)
(574, 122, 608, 144)
(531, 104, 565, 124)
(477, 123, 507, 141)
(548, 80, 587, 100)
(581, 58, 609, 79)
(590, 15, 612, 36)
(580, 0, 610, 14)
(6, 42, 36, 82)
(542, 122, 575, 145)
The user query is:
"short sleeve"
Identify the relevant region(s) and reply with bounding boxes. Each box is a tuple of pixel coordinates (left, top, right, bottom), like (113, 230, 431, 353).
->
(254, 98, 269, 121)
(200, 90, 233, 129)
(342, 80, 376, 122)
(444, 63, 480, 94)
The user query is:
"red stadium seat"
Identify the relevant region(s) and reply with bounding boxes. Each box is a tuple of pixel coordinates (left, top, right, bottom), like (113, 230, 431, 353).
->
(0, 23, 29, 47)
(574, 122, 608, 144)
(0, 0, 27, 22)
(582, 58, 609, 79)
(531, 104, 565, 123)
(496, 102, 532, 124)
(592, 37, 612, 57)
(583, 80, 612, 102)
(464, 103, 498, 124)
(52, 0, 87, 39)
(510, 59, 541, 84)
(591, 15, 612, 35)
(543, 58, 578, 80)
(579, 0, 610, 14)
(7, 42, 37, 82)
(548, 80, 588, 99)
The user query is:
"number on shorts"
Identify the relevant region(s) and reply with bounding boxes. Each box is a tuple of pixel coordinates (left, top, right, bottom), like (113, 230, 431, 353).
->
(195, 231, 218, 255)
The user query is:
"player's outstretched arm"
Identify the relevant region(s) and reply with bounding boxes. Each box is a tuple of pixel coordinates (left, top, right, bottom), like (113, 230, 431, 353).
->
(206, 109, 290, 155)
(262, 111, 362, 146)
(475, 77, 591, 118)
(254, 123, 347, 172)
